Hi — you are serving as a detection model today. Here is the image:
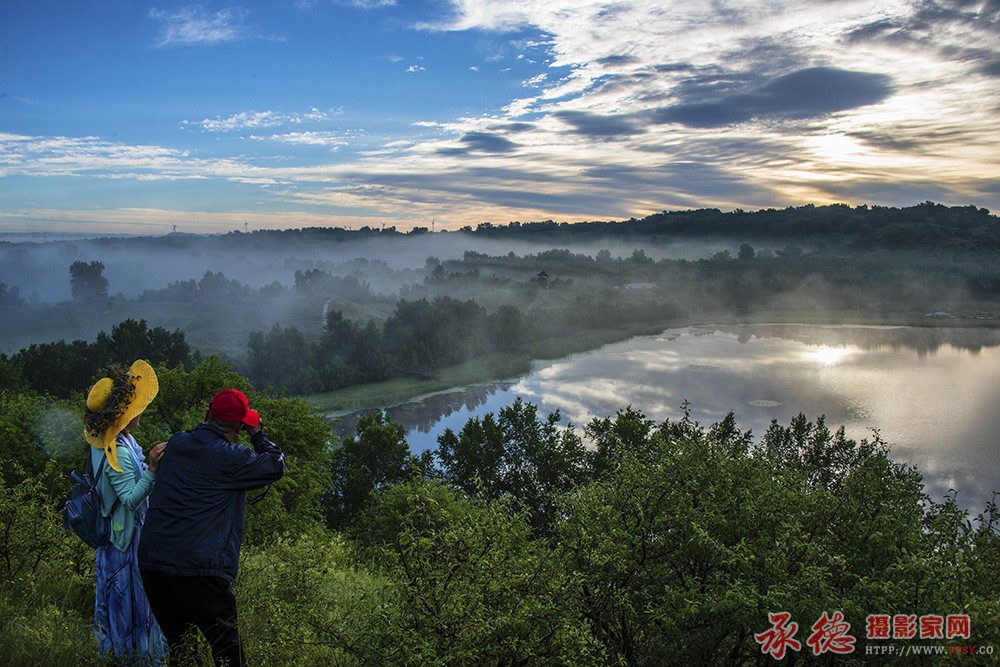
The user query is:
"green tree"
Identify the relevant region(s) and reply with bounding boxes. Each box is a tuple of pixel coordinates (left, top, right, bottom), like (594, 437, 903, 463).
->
(236, 530, 391, 666)
(382, 297, 489, 372)
(43, 336, 107, 393)
(0, 355, 26, 393)
(197, 270, 254, 302)
(314, 310, 390, 388)
(326, 412, 412, 529)
(556, 408, 968, 664)
(585, 405, 659, 477)
(0, 281, 24, 308)
(245, 324, 320, 394)
(68, 260, 109, 304)
(93, 318, 191, 370)
(915, 491, 1000, 650)
(435, 397, 591, 530)
(10, 320, 192, 398)
(0, 390, 53, 485)
(0, 470, 96, 666)
(486, 304, 529, 352)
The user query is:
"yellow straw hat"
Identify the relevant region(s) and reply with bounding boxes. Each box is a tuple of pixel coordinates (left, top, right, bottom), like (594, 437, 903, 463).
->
(83, 359, 159, 472)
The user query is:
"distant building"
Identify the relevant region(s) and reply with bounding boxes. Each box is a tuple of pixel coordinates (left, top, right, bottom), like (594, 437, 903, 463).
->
(924, 311, 955, 318)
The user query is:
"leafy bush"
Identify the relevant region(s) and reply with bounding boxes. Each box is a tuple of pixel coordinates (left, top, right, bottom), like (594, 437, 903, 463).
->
(0, 470, 98, 666)
(352, 478, 603, 665)
(237, 530, 390, 666)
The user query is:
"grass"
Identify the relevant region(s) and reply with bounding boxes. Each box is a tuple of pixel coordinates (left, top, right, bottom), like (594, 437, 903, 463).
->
(305, 353, 533, 414)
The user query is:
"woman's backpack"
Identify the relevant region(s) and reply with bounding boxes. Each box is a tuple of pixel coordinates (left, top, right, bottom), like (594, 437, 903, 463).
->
(62, 455, 115, 548)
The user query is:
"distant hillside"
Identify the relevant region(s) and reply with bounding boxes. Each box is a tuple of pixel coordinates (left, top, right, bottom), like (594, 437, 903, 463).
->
(194, 201, 1000, 252)
(463, 202, 1000, 250)
(11, 201, 994, 254)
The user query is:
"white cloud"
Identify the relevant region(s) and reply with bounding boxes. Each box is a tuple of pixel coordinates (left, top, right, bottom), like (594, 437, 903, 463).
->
(523, 73, 547, 87)
(264, 132, 351, 148)
(401, 0, 1000, 208)
(149, 5, 264, 47)
(347, 0, 397, 8)
(0, 134, 258, 181)
(297, 0, 398, 8)
(182, 108, 343, 132)
(426, 0, 995, 121)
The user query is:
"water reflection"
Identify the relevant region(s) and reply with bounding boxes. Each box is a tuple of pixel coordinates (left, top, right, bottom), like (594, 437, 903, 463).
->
(331, 382, 516, 443)
(331, 325, 1000, 512)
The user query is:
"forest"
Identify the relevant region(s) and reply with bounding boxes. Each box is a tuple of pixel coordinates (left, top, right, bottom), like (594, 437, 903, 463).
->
(2, 202, 1000, 664)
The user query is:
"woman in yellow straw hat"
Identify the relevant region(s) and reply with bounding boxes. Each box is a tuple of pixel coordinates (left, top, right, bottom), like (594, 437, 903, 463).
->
(83, 359, 167, 665)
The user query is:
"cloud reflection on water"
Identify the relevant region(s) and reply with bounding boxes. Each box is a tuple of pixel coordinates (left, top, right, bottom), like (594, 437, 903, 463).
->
(338, 324, 1000, 512)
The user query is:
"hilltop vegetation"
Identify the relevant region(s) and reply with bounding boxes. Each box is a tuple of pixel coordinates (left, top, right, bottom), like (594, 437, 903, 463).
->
(469, 201, 1000, 250)
(1, 358, 998, 665)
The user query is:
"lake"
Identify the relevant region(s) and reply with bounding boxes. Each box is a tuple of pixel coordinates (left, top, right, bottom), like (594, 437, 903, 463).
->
(334, 324, 1000, 512)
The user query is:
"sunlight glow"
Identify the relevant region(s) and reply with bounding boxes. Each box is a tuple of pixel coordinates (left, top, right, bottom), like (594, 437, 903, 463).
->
(804, 345, 854, 366)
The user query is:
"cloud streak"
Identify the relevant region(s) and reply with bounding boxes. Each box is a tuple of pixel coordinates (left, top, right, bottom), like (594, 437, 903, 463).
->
(181, 108, 343, 132)
(652, 67, 895, 128)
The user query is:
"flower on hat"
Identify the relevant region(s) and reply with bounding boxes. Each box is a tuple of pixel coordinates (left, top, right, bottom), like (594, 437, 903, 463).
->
(83, 359, 158, 472)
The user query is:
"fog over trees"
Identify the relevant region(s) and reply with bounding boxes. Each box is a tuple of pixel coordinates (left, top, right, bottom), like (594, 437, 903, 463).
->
(3, 202, 999, 397)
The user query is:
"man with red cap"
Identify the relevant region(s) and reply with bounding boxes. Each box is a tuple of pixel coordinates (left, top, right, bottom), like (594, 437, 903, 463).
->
(138, 388, 285, 667)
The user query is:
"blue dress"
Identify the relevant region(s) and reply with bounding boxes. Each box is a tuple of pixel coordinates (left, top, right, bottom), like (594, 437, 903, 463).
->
(93, 434, 167, 665)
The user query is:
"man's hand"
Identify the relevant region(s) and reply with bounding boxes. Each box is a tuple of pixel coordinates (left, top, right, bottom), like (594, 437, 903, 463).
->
(246, 422, 262, 437)
(148, 442, 167, 472)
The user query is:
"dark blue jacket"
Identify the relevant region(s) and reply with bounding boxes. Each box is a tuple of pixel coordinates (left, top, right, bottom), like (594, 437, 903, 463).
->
(137, 423, 285, 581)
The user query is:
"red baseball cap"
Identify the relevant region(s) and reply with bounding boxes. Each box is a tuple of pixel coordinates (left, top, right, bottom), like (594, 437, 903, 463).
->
(208, 389, 261, 427)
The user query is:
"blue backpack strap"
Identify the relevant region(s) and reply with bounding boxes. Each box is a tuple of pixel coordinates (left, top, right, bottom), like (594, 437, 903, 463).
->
(93, 453, 107, 482)
(87, 450, 108, 488)
(90, 451, 119, 515)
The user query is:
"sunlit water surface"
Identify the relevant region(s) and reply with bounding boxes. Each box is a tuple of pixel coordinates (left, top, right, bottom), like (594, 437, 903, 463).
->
(336, 324, 1000, 511)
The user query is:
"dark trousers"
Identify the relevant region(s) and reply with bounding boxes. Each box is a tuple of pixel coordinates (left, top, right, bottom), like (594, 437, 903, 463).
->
(140, 569, 246, 667)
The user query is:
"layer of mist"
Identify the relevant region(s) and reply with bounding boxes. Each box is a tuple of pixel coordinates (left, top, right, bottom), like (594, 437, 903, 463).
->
(0, 231, 737, 304)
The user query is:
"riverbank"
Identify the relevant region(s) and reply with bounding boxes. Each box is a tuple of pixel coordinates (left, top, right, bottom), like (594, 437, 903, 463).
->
(305, 321, 673, 414)
(304, 308, 999, 414)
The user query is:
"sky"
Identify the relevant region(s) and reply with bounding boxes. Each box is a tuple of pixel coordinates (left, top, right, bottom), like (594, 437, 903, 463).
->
(1, 0, 999, 236)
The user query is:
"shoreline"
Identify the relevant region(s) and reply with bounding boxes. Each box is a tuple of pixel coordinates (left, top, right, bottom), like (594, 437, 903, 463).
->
(304, 314, 1000, 415)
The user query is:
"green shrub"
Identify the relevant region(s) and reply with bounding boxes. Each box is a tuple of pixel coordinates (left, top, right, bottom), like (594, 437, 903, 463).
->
(237, 529, 394, 666)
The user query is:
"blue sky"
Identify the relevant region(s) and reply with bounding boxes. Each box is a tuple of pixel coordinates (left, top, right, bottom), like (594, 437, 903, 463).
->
(2, 0, 999, 235)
